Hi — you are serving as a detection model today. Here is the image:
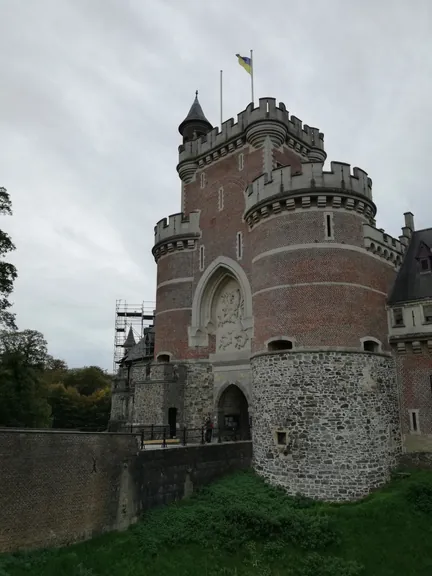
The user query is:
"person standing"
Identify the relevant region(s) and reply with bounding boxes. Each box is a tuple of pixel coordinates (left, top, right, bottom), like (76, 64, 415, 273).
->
(204, 414, 214, 443)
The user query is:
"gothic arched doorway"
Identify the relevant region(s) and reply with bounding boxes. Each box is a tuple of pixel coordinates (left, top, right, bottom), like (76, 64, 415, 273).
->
(218, 384, 250, 441)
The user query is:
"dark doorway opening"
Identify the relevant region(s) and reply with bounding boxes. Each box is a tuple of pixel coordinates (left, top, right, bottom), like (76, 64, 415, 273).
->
(168, 407, 177, 438)
(217, 385, 250, 441)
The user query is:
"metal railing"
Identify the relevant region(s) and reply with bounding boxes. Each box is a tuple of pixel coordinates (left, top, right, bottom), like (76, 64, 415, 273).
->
(136, 425, 251, 450)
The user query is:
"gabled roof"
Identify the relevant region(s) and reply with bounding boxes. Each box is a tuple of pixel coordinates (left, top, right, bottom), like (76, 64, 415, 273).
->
(388, 228, 432, 305)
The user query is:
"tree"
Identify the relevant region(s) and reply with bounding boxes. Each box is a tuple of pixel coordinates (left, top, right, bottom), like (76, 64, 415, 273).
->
(62, 365, 113, 397)
(0, 329, 48, 368)
(0, 187, 17, 330)
(0, 330, 52, 428)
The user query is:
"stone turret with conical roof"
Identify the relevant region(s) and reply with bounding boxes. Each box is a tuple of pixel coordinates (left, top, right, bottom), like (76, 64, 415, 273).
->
(178, 91, 213, 144)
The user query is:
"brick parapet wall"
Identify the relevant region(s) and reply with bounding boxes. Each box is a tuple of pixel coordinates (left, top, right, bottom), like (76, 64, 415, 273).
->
(0, 430, 252, 553)
(0, 430, 138, 553)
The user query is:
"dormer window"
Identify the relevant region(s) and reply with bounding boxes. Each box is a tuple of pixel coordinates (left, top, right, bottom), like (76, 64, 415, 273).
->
(393, 307, 404, 327)
(420, 258, 431, 273)
(423, 305, 432, 324)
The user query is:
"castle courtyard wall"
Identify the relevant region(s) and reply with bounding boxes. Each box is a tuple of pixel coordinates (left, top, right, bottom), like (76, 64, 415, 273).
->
(0, 429, 252, 553)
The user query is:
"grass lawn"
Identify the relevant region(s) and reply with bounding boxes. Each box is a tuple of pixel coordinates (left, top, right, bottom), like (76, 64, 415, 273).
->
(1, 469, 432, 576)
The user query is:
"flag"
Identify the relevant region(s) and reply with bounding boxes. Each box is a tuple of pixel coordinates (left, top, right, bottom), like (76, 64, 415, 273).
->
(236, 54, 252, 75)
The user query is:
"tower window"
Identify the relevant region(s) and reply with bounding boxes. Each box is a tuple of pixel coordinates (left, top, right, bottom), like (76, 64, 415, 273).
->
(393, 308, 404, 327)
(157, 354, 170, 363)
(409, 409, 420, 434)
(363, 340, 379, 353)
(218, 187, 224, 211)
(238, 153, 244, 171)
(268, 340, 293, 352)
(277, 431, 287, 445)
(199, 245, 205, 271)
(200, 172, 206, 189)
(423, 305, 432, 323)
(236, 232, 243, 260)
(324, 212, 334, 240)
(420, 258, 431, 272)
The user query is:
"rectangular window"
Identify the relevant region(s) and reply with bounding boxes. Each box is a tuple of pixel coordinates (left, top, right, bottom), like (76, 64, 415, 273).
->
(218, 187, 224, 211)
(200, 172, 206, 189)
(324, 212, 334, 240)
(277, 431, 287, 445)
(236, 232, 243, 260)
(199, 245, 205, 271)
(420, 258, 431, 272)
(393, 307, 404, 326)
(409, 409, 420, 434)
(238, 153, 244, 171)
(423, 304, 432, 323)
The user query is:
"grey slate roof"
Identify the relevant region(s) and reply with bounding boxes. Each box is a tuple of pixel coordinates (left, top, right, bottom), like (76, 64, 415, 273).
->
(178, 93, 212, 135)
(121, 326, 155, 363)
(123, 326, 136, 349)
(387, 228, 432, 305)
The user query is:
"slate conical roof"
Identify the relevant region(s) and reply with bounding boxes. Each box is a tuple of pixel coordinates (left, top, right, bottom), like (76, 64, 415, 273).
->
(123, 326, 136, 349)
(178, 91, 213, 137)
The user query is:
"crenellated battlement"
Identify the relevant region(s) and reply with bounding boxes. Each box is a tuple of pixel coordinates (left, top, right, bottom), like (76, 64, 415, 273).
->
(363, 224, 405, 267)
(152, 211, 201, 261)
(244, 161, 376, 229)
(246, 161, 372, 209)
(177, 98, 325, 173)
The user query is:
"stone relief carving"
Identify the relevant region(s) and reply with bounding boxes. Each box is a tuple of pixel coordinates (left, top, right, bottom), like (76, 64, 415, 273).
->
(215, 282, 249, 352)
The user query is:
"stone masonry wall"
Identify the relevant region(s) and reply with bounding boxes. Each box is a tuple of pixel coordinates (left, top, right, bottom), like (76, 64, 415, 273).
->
(183, 361, 214, 428)
(251, 351, 401, 502)
(0, 430, 251, 554)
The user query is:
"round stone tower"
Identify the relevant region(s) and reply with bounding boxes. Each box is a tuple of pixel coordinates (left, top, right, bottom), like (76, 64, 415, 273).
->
(245, 162, 402, 501)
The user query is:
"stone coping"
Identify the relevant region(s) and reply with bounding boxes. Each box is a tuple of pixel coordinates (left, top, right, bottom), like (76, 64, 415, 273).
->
(250, 348, 393, 360)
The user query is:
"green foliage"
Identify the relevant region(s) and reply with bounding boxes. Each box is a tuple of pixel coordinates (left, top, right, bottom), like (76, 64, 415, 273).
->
(62, 366, 112, 397)
(48, 382, 111, 431)
(0, 330, 51, 427)
(3, 470, 432, 575)
(405, 480, 432, 513)
(0, 187, 17, 330)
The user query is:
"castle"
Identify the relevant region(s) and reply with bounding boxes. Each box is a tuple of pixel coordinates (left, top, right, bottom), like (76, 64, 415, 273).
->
(110, 94, 432, 502)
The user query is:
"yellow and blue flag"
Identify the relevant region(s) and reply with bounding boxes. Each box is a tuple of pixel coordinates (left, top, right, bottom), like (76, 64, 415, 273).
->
(236, 54, 252, 75)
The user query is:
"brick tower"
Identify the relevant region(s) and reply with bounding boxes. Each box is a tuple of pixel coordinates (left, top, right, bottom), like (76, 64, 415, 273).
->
(132, 95, 406, 501)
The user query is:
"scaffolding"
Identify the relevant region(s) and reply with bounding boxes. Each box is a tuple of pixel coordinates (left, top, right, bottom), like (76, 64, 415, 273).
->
(113, 300, 155, 373)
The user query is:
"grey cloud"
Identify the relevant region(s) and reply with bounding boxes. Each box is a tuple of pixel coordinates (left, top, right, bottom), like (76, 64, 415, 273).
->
(0, 0, 431, 369)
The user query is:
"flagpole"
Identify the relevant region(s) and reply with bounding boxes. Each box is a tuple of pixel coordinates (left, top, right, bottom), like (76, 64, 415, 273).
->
(250, 49, 254, 104)
(220, 69, 223, 126)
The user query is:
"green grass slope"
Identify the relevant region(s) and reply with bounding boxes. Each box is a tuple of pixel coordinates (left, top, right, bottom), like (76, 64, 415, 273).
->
(1, 469, 432, 576)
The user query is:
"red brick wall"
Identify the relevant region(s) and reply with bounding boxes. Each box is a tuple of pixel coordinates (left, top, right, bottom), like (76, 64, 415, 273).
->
(155, 142, 304, 360)
(395, 344, 432, 438)
(0, 431, 138, 553)
(249, 209, 396, 352)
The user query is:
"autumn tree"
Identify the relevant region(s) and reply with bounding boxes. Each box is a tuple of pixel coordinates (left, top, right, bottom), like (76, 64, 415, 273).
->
(0, 187, 18, 330)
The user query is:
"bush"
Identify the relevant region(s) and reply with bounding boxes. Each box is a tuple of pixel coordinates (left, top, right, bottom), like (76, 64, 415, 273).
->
(405, 481, 432, 513)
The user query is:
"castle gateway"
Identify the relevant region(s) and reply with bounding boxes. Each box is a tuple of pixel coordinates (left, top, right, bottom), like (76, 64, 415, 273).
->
(110, 95, 432, 502)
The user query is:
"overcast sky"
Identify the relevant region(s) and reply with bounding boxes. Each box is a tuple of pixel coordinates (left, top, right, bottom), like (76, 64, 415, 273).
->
(0, 0, 431, 372)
